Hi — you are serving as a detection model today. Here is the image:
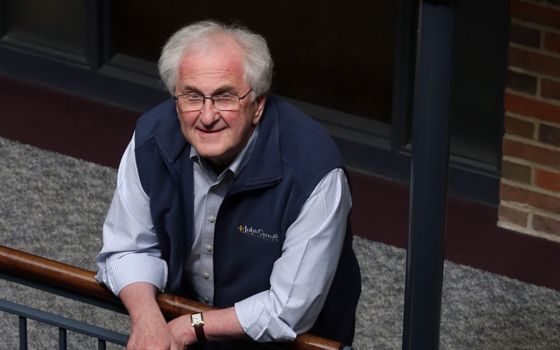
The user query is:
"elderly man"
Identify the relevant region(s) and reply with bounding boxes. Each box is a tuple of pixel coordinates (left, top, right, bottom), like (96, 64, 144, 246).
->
(96, 20, 360, 349)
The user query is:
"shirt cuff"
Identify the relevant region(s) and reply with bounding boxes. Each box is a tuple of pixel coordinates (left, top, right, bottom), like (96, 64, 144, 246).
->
(100, 253, 168, 296)
(234, 292, 297, 342)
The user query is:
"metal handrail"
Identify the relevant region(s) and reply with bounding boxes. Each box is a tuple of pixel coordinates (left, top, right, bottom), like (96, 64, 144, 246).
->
(0, 245, 346, 350)
(0, 299, 129, 347)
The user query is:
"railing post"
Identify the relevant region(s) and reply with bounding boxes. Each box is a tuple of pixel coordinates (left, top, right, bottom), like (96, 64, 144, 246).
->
(19, 316, 28, 350)
(59, 327, 67, 350)
(402, 1, 456, 349)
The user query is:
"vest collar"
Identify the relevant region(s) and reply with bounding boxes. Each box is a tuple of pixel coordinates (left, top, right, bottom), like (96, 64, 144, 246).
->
(228, 95, 283, 194)
(154, 103, 188, 164)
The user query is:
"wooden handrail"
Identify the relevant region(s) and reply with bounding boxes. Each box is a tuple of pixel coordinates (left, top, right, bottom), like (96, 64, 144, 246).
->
(0, 245, 343, 350)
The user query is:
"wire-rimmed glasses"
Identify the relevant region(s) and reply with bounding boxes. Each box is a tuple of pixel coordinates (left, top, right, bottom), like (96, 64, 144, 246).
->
(174, 89, 252, 112)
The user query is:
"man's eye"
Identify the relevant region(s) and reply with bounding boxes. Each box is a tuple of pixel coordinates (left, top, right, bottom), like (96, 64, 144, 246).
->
(185, 94, 203, 101)
(214, 94, 236, 102)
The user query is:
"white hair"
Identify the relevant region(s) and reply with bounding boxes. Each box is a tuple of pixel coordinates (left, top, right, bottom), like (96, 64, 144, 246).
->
(158, 20, 273, 97)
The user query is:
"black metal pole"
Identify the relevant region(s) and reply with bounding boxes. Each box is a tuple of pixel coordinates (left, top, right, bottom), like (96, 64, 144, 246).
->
(402, 1, 456, 349)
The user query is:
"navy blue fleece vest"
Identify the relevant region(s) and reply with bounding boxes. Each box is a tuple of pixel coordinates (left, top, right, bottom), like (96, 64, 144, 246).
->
(134, 95, 361, 346)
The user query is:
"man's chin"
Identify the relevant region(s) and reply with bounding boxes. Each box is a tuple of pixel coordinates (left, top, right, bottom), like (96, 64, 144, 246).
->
(196, 148, 229, 165)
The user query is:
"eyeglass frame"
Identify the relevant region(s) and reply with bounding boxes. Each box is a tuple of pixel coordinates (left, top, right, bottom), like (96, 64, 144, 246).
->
(173, 88, 253, 112)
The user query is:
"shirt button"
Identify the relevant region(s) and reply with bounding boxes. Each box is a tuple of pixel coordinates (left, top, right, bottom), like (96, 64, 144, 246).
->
(208, 216, 216, 223)
(206, 245, 213, 253)
(203, 272, 210, 279)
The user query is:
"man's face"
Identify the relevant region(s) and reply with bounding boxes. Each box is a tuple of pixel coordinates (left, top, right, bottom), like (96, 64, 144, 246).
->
(175, 35, 266, 168)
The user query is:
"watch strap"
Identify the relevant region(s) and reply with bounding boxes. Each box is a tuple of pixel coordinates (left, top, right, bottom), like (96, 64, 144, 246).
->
(191, 313, 206, 343)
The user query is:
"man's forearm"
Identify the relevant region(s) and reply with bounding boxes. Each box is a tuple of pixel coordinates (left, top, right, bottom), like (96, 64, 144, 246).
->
(168, 307, 248, 346)
(119, 282, 162, 321)
(119, 282, 180, 349)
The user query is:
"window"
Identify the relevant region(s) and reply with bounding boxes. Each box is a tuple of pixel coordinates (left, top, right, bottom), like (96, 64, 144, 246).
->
(114, 0, 396, 123)
(4, 0, 86, 57)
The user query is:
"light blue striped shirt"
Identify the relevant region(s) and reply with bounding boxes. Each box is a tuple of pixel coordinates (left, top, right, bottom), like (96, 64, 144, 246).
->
(96, 127, 352, 342)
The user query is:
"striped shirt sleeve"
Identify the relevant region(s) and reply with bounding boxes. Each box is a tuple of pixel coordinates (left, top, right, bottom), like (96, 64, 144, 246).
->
(95, 135, 167, 295)
(234, 168, 352, 342)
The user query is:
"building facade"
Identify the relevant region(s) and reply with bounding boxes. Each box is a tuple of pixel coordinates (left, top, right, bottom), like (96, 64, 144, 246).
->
(499, 0, 560, 242)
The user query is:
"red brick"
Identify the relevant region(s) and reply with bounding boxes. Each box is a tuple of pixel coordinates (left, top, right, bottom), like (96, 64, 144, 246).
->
(511, 0, 560, 30)
(498, 204, 529, 227)
(541, 78, 560, 100)
(507, 69, 538, 94)
(545, 32, 560, 54)
(502, 160, 533, 183)
(501, 183, 560, 214)
(505, 115, 535, 138)
(539, 123, 560, 146)
(508, 47, 560, 79)
(533, 214, 560, 237)
(535, 168, 560, 191)
(503, 138, 560, 168)
(505, 92, 560, 124)
(510, 23, 541, 48)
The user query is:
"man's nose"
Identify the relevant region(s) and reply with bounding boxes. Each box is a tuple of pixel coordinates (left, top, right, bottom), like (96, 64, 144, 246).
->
(199, 99, 219, 125)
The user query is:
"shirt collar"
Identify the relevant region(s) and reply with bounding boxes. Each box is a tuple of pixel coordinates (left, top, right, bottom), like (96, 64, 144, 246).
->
(189, 124, 260, 178)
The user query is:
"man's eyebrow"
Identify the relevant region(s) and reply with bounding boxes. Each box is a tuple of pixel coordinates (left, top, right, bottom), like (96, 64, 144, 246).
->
(179, 85, 238, 95)
(212, 85, 237, 95)
(179, 85, 203, 94)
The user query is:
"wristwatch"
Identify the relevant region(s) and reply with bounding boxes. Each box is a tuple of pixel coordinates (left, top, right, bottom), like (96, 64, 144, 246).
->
(191, 312, 206, 343)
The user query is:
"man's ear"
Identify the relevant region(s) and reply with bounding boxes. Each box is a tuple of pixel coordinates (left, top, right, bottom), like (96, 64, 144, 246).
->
(252, 95, 267, 125)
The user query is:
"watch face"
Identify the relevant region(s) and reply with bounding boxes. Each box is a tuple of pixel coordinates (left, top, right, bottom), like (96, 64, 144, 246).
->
(192, 313, 204, 326)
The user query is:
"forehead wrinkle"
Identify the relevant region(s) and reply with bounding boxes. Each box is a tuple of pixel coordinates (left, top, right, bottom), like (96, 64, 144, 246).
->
(178, 55, 243, 77)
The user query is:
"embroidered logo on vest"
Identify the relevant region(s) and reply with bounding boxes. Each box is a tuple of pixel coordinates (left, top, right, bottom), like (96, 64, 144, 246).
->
(237, 224, 279, 242)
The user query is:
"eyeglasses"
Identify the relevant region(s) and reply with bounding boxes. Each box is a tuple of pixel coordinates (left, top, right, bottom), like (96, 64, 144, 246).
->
(174, 89, 252, 112)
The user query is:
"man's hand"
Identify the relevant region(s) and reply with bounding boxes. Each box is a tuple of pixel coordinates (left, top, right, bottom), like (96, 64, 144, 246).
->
(127, 307, 181, 350)
(168, 314, 197, 347)
(120, 282, 182, 350)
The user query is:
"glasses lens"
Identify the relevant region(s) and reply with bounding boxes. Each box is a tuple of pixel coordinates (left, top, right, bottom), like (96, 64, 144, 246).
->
(178, 94, 203, 112)
(214, 95, 239, 111)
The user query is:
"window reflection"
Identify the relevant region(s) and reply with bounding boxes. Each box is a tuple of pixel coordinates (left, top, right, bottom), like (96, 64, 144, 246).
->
(4, 0, 86, 56)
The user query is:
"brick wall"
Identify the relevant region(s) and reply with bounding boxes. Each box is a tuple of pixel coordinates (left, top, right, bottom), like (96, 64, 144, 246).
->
(499, 0, 560, 241)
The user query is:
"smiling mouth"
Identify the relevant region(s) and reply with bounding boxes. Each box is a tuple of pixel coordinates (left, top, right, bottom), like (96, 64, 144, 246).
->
(197, 128, 225, 135)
